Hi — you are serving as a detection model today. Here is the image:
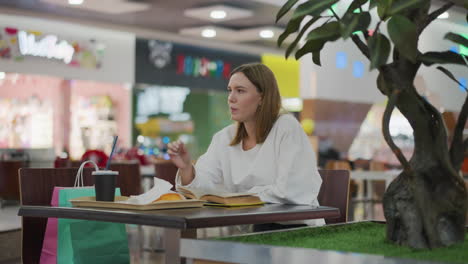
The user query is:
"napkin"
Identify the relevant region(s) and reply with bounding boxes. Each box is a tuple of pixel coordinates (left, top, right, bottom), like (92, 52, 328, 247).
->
(120, 178, 174, 205)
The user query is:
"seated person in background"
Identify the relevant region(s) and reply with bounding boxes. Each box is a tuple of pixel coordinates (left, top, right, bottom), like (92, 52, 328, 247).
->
(168, 63, 324, 230)
(318, 136, 340, 168)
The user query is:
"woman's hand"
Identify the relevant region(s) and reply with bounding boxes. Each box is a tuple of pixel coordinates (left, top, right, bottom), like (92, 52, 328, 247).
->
(167, 140, 191, 169)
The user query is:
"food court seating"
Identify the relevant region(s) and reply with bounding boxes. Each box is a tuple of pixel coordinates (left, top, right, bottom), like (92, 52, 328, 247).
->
(0, 160, 26, 207)
(19, 165, 142, 264)
(154, 158, 178, 191)
(318, 170, 350, 224)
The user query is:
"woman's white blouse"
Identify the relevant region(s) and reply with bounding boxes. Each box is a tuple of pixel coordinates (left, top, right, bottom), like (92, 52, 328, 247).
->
(176, 114, 324, 225)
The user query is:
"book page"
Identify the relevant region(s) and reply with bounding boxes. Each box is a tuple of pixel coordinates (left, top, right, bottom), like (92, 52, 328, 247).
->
(177, 186, 208, 199)
(177, 186, 255, 199)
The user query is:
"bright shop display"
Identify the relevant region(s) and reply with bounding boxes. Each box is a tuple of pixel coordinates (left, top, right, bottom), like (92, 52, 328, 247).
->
(0, 95, 53, 148)
(134, 84, 195, 159)
(69, 95, 117, 159)
(348, 101, 414, 165)
(0, 26, 106, 69)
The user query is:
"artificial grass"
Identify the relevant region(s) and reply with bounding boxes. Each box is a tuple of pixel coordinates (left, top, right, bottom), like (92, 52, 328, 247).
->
(219, 222, 468, 264)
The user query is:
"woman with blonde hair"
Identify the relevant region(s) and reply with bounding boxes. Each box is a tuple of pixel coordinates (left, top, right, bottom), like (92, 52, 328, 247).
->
(168, 63, 324, 230)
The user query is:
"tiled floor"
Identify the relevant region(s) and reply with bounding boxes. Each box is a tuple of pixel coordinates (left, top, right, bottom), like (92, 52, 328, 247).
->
(0, 199, 384, 264)
(0, 203, 21, 264)
(0, 204, 21, 232)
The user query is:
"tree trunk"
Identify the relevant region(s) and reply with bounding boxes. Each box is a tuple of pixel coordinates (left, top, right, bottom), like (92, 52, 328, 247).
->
(379, 64, 467, 249)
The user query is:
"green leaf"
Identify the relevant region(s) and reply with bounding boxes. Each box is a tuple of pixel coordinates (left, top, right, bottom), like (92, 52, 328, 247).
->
(345, 0, 369, 14)
(369, 0, 378, 9)
(387, 15, 418, 62)
(368, 33, 391, 69)
(419, 51, 467, 66)
(312, 51, 322, 66)
(285, 16, 321, 58)
(276, 0, 300, 23)
(444, 32, 468, 48)
(341, 12, 371, 39)
(306, 21, 341, 41)
(292, 0, 339, 20)
(388, 0, 425, 15)
(295, 39, 325, 61)
(278, 15, 305, 47)
(436, 66, 467, 92)
(377, 0, 392, 20)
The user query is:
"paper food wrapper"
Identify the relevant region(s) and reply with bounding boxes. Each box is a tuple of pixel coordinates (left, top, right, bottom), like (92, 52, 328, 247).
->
(120, 178, 181, 205)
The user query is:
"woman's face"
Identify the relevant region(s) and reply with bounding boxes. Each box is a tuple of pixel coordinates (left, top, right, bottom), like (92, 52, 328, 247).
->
(227, 72, 262, 123)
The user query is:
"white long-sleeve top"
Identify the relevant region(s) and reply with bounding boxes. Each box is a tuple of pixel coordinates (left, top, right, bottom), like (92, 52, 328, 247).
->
(176, 114, 325, 226)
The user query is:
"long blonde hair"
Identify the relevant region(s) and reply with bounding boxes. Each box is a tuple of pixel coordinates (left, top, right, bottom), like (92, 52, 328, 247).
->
(229, 63, 282, 146)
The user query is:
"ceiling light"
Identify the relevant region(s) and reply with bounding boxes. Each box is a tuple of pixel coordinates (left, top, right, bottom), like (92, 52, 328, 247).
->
(437, 12, 449, 19)
(210, 10, 227, 19)
(259, 29, 274, 39)
(180, 26, 288, 43)
(201, 28, 216, 38)
(42, 0, 150, 14)
(184, 5, 253, 22)
(68, 0, 83, 5)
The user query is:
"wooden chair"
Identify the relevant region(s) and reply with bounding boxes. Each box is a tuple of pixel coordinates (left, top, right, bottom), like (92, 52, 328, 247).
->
(318, 170, 350, 224)
(154, 159, 178, 191)
(324, 160, 352, 170)
(54, 159, 82, 168)
(109, 161, 142, 196)
(353, 158, 371, 170)
(369, 161, 387, 201)
(19, 166, 142, 264)
(0, 160, 26, 207)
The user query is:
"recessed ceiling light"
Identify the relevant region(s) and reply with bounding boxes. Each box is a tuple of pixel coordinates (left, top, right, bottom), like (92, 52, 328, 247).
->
(184, 5, 252, 22)
(259, 29, 274, 39)
(201, 28, 217, 38)
(437, 12, 449, 19)
(210, 10, 227, 19)
(68, 0, 84, 5)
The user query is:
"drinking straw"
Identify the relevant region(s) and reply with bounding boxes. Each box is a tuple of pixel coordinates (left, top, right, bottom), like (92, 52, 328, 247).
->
(105, 136, 118, 170)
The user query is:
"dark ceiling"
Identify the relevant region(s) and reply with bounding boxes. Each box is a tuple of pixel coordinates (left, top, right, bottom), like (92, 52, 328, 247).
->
(0, 0, 465, 49)
(0, 0, 287, 47)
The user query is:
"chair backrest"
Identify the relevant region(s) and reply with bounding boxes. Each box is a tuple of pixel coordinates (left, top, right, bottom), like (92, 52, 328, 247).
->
(0, 160, 26, 201)
(318, 170, 350, 224)
(109, 161, 142, 196)
(19, 166, 142, 264)
(154, 159, 178, 191)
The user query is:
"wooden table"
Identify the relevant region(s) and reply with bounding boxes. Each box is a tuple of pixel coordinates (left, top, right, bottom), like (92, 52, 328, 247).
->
(19, 204, 339, 263)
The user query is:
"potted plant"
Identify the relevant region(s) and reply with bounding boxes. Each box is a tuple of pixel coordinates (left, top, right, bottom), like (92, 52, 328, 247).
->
(276, 0, 467, 249)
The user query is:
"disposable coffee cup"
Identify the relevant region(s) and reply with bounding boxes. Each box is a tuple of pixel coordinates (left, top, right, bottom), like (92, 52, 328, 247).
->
(92, 170, 118, 202)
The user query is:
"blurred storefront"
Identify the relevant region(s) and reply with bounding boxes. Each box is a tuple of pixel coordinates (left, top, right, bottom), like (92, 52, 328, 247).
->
(0, 14, 134, 164)
(134, 38, 260, 159)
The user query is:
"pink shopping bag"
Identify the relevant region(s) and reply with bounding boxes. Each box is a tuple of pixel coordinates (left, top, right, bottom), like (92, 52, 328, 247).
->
(39, 186, 62, 264)
(39, 160, 100, 264)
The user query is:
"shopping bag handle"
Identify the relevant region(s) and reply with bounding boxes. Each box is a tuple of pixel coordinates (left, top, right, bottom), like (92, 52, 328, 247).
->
(75, 160, 99, 187)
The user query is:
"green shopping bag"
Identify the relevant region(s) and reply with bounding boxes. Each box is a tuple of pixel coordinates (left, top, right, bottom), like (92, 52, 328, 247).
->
(56, 161, 130, 264)
(69, 218, 130, 264)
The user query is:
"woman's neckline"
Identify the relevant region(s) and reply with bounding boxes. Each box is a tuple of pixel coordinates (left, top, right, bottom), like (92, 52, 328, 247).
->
(241, 140, 259, 152)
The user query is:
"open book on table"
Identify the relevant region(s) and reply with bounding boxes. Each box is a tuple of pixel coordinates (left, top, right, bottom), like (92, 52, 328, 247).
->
(177, 186, 264, 207)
